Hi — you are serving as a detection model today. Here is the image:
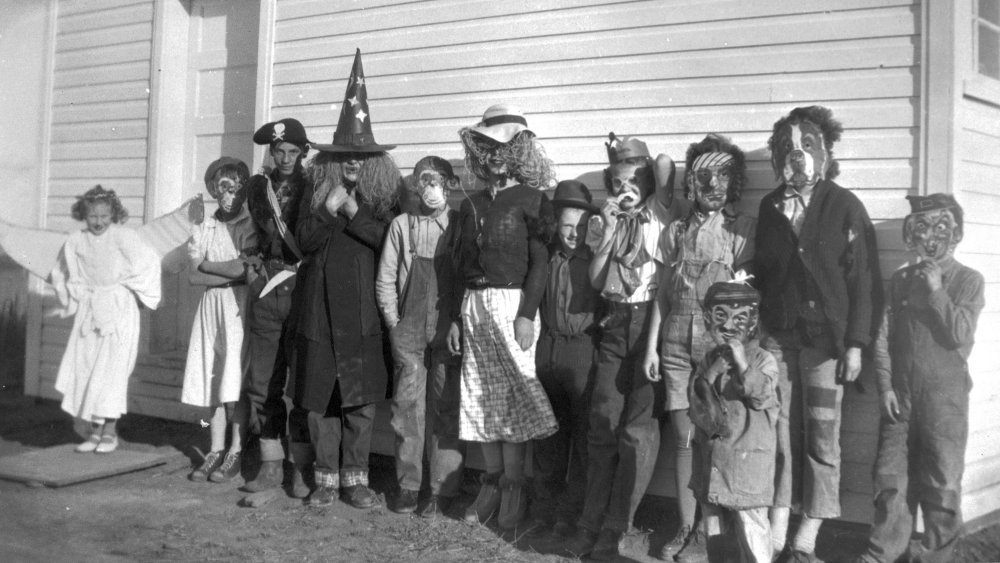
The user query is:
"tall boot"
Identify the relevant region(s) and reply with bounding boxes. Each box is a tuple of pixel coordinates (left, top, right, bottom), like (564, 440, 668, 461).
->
(288, 441, 314, 499)
(245, 438, 284, 492)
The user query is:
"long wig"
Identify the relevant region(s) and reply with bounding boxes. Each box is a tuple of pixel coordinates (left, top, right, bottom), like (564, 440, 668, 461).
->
(308, 151, 401, 221)
(459, 129, 556, 190)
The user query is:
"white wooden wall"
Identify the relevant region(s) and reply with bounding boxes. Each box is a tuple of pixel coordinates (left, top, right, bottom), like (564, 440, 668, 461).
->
(267, 0, 921, 523)
(35, 0, 157, 402)
(954, 95, 1000, 524)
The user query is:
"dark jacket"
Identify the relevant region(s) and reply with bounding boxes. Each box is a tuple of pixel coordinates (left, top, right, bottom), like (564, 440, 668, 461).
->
(689, 341, 779, 509)
(288, 184, 391, 412)
(755, 179, 882, 353)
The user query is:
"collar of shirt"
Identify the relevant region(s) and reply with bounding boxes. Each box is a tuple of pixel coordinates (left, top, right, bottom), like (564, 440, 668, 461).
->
(413, 209, 449, 230)
(550, 243, 592, 263)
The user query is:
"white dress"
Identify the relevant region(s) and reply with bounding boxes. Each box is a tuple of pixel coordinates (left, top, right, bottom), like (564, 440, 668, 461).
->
(52, 225, 161, 421)
(180, 209, 255, 407)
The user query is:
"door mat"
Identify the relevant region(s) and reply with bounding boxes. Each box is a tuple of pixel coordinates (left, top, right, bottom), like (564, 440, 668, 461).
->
(0, 443, 170, 487)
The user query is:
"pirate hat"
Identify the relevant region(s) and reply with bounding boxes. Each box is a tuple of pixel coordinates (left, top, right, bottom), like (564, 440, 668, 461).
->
(253, 118, 311, 147)
(312, 49, 396, 153)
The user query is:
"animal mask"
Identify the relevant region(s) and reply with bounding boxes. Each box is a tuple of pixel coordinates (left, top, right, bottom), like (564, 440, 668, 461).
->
(768, 106, 843, 190)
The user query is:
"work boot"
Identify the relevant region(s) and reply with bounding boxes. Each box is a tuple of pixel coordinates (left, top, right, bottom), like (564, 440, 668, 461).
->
(675, 527, 709, 563)
(341, 484, 378, 509)
(244, 460, 282, 493)
(464, 472, 501, 524)
(391, 488, 419, 514)
(307, 486, 337, 507)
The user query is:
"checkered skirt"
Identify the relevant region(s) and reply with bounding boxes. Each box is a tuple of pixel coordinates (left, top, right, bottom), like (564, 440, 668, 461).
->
(459, 288, 558, 442)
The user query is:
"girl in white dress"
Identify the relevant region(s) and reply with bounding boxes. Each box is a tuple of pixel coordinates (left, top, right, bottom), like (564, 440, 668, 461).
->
(181, 157, 257, 482)
(52, 186, 161, 454)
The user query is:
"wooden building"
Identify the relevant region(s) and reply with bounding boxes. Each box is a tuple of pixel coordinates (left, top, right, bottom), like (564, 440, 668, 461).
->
(5, 0, 998, 526)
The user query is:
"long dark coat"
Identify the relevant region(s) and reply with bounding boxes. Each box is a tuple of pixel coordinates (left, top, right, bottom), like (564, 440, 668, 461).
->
(287, 184, 390, 413)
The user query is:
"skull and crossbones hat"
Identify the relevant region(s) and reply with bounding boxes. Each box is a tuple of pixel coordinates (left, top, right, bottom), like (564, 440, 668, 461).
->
(253, 118, 312, 147)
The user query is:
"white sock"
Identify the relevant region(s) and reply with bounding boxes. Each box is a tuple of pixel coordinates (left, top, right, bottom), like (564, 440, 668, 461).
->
(792, 516, 822, 554)
(770, 507, 790, 551)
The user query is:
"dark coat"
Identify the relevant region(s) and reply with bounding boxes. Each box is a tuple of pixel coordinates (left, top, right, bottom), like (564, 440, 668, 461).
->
(754, 179, 882, 354)
(288, 184, 391, 413)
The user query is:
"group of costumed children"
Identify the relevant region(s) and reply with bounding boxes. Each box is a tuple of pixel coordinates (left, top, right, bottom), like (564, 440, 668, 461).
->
(51, 50, 984, 563)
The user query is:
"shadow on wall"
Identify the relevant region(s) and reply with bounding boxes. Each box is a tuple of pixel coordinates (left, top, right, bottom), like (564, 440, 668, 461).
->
(0, 256, 27, 394)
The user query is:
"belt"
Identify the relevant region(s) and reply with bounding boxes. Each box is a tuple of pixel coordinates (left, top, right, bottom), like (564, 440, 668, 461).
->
(604, 299, 652, 311)
(211, 280, 246, 289)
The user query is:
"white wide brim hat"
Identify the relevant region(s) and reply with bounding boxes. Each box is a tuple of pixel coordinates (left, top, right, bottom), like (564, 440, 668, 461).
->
(470, 103, 533, 143)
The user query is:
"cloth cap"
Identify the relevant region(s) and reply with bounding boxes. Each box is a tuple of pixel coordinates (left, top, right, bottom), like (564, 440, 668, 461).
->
(312, 48, 396, 153)
(552, 179, 598, 213)
(470, 104, 533, 143)
(606, 133, 651, 164)
(203, 157, 248, 190)
(703, 281, 760, 310)
(253, 118, 311, 147)
(906, 194, 958, 214)
(413, 155, 455, 180)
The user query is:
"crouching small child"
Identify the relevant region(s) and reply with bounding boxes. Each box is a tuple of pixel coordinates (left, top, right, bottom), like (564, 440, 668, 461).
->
(852, 194, 984, 563)
(688, 281, 778, 563)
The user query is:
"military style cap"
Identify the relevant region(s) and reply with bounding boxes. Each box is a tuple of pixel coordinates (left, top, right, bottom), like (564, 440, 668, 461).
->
(906, 194, 958, 214)
(704, 281, 760, 309)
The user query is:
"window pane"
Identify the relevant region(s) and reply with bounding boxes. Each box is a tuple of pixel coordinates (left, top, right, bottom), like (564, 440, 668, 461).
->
(981, 0, 1000, 25)
(979, 23, 1000, 79)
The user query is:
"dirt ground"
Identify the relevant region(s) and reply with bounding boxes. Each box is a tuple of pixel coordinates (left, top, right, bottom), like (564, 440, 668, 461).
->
(1, 393, 998, 563)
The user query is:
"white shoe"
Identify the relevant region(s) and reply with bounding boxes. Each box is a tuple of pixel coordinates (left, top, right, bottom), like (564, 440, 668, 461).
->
(95, 435, 119, 454)
(75, 434, 101, 453)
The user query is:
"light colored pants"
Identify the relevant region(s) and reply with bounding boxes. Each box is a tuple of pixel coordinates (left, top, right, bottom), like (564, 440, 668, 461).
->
(704, 504, 772, 563)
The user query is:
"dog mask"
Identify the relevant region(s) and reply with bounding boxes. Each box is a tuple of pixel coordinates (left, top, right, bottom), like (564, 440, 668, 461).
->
(772, 119, 828, 190)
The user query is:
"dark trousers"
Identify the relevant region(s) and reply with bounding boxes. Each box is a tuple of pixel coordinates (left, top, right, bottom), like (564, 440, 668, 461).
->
(863, 380, 969, 563)
(578, 301, 655, 534)
(531, 331, 596, 526)
(308, 400, 376, 478)
(244, 275, 295, 444)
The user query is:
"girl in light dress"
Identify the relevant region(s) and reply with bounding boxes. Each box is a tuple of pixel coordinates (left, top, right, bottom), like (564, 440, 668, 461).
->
(181, 157, 257, 483)
(52, 185, 161, 454)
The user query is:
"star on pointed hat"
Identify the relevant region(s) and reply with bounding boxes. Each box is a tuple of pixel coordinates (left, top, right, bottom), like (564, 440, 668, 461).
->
(312, 48, 395, 153)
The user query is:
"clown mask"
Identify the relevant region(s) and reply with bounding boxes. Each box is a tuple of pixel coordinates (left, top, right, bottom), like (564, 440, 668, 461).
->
(688, 152, 734, 213)
(609, 159, 653, 212)
(773, 119, 829, 190)
(704, 301, 758, 347)
(904, 207, 962, 263)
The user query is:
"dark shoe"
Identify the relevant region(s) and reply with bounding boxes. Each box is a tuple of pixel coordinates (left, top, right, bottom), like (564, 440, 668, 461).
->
(591, 528, 623, 561)
(551, 519, 575, 539)
(209, 451, 243, 483)
(416, 495, 448, 519)
(524, 519, 552, 538)
(189, 451, 223, 482)
(391, 488, 419, 514)
(562, 527, 599, 557)
(307, 485, 338, 507)
(289, 464, 311, 499)
(656, 525, 693, 561)
(675, 527, 709, 563)
(244, 459, 282, 493)
(464, 473, 501, 524)
(341, 484, 378, 509)
(497, 476, 527, 530)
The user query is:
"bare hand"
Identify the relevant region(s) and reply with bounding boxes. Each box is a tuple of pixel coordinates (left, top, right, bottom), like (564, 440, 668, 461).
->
(880, 389, 901, 423)
(447, 321, 462, 355)
(704, 354, 730, 386)
(340, 191, 359, 219)
(837, 346, 863, 383)
(642, 350, 661, 382)
(513, 316, 535, 351)
(726, 339, 748, 374)
(324, 184, 351, 217)
(600, 199, 621, 230)
(918, 260, 943, 292)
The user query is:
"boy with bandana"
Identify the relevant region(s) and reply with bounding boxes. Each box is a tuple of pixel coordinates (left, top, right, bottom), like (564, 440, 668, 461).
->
(852, 194, 984, 563)
(688, 281, 779, 563)
(377, 156, 463, 518)
(564, 134, 687, 558)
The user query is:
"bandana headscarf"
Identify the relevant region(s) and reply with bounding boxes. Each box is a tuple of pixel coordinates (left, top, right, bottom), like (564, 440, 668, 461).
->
(601, 207, 651, 300)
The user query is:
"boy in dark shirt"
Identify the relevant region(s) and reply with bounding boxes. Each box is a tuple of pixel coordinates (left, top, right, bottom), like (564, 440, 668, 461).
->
(853, 194, 984, 563)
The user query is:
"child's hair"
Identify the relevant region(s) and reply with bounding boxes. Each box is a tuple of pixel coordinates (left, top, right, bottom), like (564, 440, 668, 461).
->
(71, 185, 128, 224)
(459, 129, 556, 190)
(206, 161, 250, 198)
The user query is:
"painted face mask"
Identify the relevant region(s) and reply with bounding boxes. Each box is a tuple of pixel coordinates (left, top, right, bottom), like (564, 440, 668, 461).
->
(214, 176, 246, 221)
(689, 152, 734, 213)
(774, 120, 828, 190)
(904, 207, 961, 262)
(609, 160, 652, 212)
(417, 170, 448, 209)
(705, 302, 758, 346)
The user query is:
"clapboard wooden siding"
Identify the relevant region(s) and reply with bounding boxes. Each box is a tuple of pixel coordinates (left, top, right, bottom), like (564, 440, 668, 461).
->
(34, 0, 157, 406)
(953, 95, 1000, 524)
(264, 0, 921, 523)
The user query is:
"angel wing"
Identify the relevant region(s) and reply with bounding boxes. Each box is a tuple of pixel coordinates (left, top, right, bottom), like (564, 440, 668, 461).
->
(0, 195, 204, 280)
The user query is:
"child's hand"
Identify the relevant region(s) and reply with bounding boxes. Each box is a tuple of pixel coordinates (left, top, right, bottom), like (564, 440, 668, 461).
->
(600, 198, 621, 229)
(726, 339, 748, 375)
(642, 350, 661, 382)
(447, 321, 462, 355)
(917, 259, 943, 292)
(324, 184, 350, 216)
(704, 352, 730, 386)
(880, 389, 901, 423)
(836, 346, 863, 383)
(513, 316, 534, 351)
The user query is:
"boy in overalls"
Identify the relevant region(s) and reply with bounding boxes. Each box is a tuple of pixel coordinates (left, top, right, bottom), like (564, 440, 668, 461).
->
(377, 156, 464, 517)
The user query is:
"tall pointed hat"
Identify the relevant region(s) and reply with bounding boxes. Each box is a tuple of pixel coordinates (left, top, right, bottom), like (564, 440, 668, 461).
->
(312, 48, 395, 153)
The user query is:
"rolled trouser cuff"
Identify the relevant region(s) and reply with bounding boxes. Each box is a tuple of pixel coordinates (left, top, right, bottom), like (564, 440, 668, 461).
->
(314, 469, 339, 489)
(342, 470, 369, 487)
